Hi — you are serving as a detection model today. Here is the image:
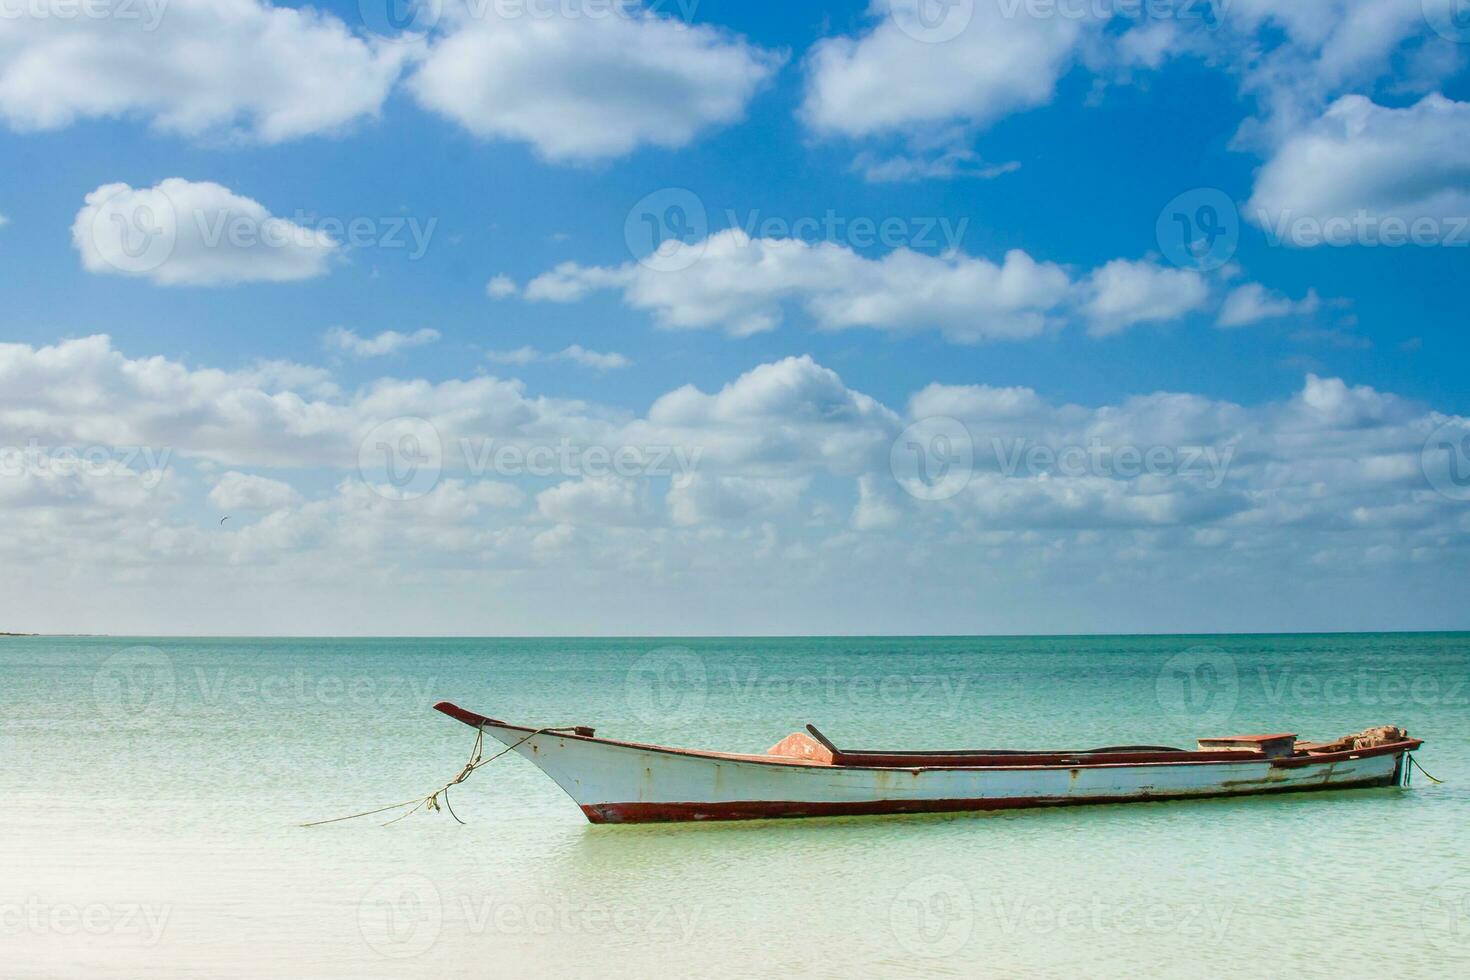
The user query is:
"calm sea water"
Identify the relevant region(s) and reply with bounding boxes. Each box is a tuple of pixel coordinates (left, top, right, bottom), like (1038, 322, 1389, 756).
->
(3, 634, 1467, 977)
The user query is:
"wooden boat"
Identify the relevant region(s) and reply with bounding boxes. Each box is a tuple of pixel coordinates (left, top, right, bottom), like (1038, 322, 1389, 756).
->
(434, 702, 1423, 825)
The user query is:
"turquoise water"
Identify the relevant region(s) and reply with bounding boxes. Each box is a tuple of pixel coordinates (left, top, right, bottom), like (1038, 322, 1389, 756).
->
(3, 634, 1467, 977)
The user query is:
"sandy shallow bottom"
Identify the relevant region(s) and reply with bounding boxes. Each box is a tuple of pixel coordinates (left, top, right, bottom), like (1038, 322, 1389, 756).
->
(4, 635, 1468, 977)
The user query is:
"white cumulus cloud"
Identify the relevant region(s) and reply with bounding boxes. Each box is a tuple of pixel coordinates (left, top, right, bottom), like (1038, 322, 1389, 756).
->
(0, 334, 609, 470)
(0, 0, 410, 142)
(522, 235, 1227, 343)
(640, 355, 899, 476)
(802, 1, 1090, 140)
(525, 230, 1073, 343)
(536, 476, 650, 527)
(1217, 284, 1321, 328)
(1248, 94, 1470, 247)
(1080, 259, 1209, 337)
(558, 345, 631, 371)
(73, 179, 337, 286)
(409, 4, 782, 161)
(667, 474, 808, 526)
(486, 275, 519, 299)
(485, 345, 631, 371)
(2, 334, 1468, 633)
(1219, 0, 1447, 147)
(208, 471, 303, 512)
(324, 328, 441, 357)
(798, 1, 1458, 188)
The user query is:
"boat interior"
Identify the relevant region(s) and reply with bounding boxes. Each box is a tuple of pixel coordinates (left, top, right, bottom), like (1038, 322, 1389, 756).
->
(765, 725, 1414, 768)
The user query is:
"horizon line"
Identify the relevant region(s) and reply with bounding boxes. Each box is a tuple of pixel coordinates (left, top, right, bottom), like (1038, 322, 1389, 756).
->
(5, 629, 1467, 640)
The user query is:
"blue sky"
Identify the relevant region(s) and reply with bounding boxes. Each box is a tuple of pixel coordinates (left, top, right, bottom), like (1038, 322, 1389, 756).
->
(2, 1, 1469, 634)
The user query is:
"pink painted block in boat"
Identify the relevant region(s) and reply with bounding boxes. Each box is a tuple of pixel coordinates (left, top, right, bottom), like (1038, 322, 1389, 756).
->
(1196, 734, 1297, 758)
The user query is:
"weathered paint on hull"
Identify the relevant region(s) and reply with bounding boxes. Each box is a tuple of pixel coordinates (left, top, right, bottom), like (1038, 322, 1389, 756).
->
(477, 722, 1410, 825)
(581, 776, 1401, 824)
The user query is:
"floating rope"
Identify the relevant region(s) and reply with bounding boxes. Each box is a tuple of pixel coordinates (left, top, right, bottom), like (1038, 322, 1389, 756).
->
(1408, 754, 1445, 785)
(301, 725, 578, 828)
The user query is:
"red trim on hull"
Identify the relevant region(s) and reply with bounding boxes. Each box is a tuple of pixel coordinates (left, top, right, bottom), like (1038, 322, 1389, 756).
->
(580, 772, 1404, 824)
(434, 701, 503, 729)
(1272, 741, 1421, 767)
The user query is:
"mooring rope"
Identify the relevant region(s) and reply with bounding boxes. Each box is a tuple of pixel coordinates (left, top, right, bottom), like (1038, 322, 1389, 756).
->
(1408, 754, 1445, 785)
(301, 725, 579, 828)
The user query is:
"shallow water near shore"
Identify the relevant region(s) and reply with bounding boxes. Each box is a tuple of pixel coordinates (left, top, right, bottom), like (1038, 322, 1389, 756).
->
(3, 633, 1468, 977)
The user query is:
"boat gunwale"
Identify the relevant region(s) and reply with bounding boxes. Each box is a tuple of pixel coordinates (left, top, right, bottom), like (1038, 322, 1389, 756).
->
(433, 702, 1421, 774)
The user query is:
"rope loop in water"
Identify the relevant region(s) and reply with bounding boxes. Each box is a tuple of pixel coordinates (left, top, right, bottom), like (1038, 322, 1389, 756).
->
(301, 725, 579, 828)
(1408, 754, 1445, 785)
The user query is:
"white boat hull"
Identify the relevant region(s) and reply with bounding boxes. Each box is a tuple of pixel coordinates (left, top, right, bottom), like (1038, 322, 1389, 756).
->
(453, 715, 1411, 824)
